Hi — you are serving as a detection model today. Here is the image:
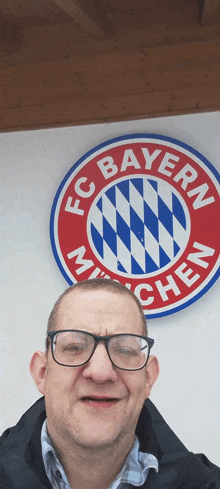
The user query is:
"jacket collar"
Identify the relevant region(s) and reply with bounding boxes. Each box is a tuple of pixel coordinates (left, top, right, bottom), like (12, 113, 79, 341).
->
(0, 397, 50, 488)
(136, 399, 216, 489)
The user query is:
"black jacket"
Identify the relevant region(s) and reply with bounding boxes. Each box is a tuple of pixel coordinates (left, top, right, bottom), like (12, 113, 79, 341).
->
(0, 397, 219, 489)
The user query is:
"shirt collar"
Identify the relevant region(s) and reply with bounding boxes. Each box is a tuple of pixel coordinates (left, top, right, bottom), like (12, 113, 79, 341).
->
(109, 435, 158, 489)
(41, 419, 69, 488)
(41, 419, 159, 489)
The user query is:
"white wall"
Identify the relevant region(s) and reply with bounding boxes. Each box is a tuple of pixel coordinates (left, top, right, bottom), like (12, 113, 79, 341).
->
(1, 113, 220, 466)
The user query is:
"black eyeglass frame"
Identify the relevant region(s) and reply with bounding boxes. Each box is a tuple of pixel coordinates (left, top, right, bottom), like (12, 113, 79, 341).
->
(47, 330, 154, 371)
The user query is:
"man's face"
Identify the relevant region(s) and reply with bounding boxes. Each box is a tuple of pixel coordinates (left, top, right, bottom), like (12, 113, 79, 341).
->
(32, 289, 158, 450)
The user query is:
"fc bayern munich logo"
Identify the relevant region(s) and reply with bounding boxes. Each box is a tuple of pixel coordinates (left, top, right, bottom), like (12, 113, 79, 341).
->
(50, 134, 220, 318)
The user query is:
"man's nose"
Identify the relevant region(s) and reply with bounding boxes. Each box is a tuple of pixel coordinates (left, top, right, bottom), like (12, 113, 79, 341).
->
(82, 342, 118, 383)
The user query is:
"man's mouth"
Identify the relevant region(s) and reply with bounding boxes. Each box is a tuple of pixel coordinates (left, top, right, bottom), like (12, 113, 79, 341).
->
(80, 396, 119, 408)
(82, 397, 118, 402)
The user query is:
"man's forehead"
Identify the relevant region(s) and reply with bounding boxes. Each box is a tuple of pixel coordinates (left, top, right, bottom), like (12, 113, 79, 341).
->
(56, 287, 142, 327)
(59, 287, 138, 308)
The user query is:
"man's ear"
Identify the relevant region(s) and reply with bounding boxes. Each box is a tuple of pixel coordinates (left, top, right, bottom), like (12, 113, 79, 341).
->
(145, 355, 160, 399)
(29, 351, 48, 395)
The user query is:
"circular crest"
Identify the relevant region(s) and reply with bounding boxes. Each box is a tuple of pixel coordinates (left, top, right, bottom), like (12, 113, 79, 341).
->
(50, 134, 220, 318)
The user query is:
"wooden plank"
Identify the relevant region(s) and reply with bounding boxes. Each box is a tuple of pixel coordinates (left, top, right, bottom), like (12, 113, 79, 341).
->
(2, 41, 220, 109)
(3, 0, 220, 70)
(200, 0, 220, 24)
(3, 22, 220, 70)
(1, 0, 204, 69)
(1, 84, 220, 132)
(52, 0, 113, 38)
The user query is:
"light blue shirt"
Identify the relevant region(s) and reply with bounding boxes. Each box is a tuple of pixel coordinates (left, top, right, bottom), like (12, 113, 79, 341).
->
(41, 419, 159, 489)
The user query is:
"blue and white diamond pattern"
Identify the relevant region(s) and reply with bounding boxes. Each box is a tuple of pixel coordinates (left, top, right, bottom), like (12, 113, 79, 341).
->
(87, 176, 190, 277)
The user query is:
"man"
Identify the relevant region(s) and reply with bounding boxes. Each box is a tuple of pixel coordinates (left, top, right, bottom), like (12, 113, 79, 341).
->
(0, 279, 219, 489)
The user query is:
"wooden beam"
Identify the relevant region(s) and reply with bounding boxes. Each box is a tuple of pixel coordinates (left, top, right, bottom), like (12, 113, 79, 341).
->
(52, 0, 113, 38)
(199, 0, 220, 24)
(2, 40, 220, 132)
(2, 85, 220, 133)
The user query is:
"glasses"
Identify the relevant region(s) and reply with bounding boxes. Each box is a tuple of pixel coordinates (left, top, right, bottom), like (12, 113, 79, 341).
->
(47, 330, 154, 371)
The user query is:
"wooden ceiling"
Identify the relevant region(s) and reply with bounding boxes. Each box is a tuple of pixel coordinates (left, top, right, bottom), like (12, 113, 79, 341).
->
(1, 0, 220, 132)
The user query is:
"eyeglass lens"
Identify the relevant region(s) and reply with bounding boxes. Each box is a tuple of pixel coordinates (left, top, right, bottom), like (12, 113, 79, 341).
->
(52, 331, 149, 370)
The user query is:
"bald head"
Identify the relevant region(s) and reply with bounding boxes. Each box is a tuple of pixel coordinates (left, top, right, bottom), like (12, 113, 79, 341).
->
(46, 279, 147, 350)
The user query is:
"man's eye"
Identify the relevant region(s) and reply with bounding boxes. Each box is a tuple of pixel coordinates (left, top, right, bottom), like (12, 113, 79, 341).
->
(63, 343, 85, 353)
(114, 347, 138, 356)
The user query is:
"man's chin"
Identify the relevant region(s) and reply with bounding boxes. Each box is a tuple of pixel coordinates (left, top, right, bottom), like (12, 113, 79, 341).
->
(69, 426, 123, 451)
(74, 436, 119, 451)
